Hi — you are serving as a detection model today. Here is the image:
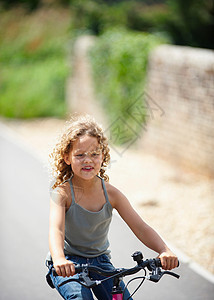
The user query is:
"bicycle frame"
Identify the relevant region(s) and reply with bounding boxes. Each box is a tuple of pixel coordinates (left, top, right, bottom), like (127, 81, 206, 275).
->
(113, 294, 123, 300)
(112, 277, 124, 300)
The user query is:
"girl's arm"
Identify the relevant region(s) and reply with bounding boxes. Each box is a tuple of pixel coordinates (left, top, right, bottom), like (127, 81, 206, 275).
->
(109, 186, 178, 270)
(49, 187, 75, 277)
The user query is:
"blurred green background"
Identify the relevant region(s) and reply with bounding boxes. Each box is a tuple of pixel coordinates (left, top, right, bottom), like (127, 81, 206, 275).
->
(0, 0, 213, 119)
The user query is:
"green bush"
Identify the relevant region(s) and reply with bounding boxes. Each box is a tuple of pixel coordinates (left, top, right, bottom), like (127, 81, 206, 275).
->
(89, 28, 166, 143)
(70, 0, 130, 35)
(0, 59, 67, 118)
(0, 0, 41, 11)
(126, 3, 171, 34)
(0, 8, 70, 119)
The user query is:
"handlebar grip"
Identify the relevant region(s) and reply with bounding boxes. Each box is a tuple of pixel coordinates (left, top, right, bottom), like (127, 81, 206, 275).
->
(157, 259, 180, 268)
(52, 266, 83, 276)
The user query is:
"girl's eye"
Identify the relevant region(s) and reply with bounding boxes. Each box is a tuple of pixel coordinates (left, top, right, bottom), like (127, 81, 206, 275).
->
(92, 151, 101, 157)
(91, 152, 98, 157)
(76, 154, 83, 157)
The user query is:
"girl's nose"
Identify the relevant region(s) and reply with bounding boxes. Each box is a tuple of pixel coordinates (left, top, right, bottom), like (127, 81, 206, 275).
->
(83, 154, 92, 163)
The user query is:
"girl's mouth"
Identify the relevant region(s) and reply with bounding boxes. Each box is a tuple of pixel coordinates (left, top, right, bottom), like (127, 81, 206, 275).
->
(82, 166, 94, 172)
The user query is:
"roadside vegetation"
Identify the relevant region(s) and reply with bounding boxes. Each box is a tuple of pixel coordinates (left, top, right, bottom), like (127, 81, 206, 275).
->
(89, 28, 165, 135)
(0, 0, 213, 122)
(0, 7, 70, 118)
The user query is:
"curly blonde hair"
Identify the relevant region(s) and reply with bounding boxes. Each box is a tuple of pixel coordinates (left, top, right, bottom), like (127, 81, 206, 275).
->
(50, 114, 110, 189)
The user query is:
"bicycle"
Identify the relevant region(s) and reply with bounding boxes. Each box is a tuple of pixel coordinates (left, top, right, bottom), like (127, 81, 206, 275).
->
(54, 251, 180, 300)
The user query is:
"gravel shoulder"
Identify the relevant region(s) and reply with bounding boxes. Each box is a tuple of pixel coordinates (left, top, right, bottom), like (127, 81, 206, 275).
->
(1, 117, 214, 275)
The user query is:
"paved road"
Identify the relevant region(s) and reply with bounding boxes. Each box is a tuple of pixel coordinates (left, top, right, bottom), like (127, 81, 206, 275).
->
(0, 132, 213, 299)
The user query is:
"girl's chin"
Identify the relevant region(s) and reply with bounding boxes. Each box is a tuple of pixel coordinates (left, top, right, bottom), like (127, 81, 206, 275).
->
(74, 170, 97, 180)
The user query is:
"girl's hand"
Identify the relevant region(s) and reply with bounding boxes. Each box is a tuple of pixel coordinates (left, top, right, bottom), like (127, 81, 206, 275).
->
(54, 257, 75, 277)
(158, 249, 178, 270)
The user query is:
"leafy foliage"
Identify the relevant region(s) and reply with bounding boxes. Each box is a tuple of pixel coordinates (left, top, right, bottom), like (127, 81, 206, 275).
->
(0, 8, 70, 118)
(89, 28, 165, 141)
(70, 0, 214, 49)
(166, 0, 214, 49)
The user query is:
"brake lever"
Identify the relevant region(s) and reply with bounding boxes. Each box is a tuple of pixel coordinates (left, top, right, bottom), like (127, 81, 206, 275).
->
(149, 268, 180, 283)
(147, 259, 180, 283)
(161, 270, 180, 279)
(58, 266, 101, 288)
(79, 266, 101, 288)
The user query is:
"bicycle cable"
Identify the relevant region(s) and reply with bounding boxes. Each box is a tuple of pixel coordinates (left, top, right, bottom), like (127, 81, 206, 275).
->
(123, 269, 146, 300)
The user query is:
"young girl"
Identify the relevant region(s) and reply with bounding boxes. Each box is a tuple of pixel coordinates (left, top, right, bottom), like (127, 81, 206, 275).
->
(46, 114, 178, 300)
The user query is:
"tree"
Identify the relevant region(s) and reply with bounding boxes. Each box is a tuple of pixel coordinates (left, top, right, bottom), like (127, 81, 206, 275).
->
(166, 0, 214, 48)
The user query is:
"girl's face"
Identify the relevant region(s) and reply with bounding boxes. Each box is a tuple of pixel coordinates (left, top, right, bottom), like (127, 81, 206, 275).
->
(64, 135, 104, 181)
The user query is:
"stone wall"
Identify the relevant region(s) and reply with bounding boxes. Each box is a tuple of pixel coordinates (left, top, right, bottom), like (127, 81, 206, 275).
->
(66, 35, 108, 127)
(140, 45, 214, 177)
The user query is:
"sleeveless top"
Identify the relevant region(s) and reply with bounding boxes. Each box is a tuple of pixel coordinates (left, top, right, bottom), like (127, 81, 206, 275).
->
(46, 176, 113, 261)
(64, 177, 113, 257)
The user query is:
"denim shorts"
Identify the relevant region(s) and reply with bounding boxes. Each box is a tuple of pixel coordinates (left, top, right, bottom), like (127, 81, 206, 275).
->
(46, 254, 133, 300)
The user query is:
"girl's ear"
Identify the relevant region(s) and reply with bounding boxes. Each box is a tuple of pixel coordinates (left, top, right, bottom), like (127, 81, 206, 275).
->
(64, 153, 71, 165)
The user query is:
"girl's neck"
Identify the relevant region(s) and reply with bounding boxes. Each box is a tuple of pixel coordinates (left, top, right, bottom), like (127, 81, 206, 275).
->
(72, 175, 99, 191)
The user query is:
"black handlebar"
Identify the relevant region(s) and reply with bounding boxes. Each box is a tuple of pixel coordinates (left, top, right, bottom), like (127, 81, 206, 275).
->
(55, 251, 180, 289)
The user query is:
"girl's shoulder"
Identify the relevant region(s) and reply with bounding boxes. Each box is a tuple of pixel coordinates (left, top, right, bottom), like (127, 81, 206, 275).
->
(50, 181, 72, 208)
(105, 182, 120, 196)
(53, 181, 71, 195)
(105, 182, 126, 208)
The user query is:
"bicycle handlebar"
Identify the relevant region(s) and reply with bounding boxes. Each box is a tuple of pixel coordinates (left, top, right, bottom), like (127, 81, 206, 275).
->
(55, 251, 180, 290)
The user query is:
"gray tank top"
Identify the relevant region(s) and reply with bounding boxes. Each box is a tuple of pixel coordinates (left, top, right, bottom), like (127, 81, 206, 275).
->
(64, 177, 113, 258)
